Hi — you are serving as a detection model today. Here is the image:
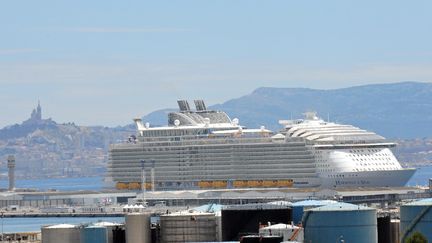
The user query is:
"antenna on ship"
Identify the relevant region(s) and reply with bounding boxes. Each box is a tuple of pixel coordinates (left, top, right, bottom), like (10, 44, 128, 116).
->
(140, 160, 146, 204)
(327, 113, 330, 122)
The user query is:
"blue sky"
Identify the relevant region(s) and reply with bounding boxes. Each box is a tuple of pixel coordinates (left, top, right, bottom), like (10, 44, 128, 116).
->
(1, 0, 431, 127)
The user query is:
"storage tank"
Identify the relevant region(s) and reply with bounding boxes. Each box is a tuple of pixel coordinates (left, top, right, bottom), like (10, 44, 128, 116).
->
(41, 224, 81, 243)
(303, 202, 377, 243)
(125, 213, 151, 243)
(160, 212, 217, 243)
(377, 215, 391, 243)
(291, 200, 337, 225)
(112, 226, 126, 243)
(400, 198, 432, 242)
(93, 222, 124, 243)
(390, 219, 400, 243)
(82, 226, 108, 243)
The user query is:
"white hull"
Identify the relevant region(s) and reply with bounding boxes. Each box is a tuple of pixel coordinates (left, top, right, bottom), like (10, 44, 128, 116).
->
(320, 168, 416, 188)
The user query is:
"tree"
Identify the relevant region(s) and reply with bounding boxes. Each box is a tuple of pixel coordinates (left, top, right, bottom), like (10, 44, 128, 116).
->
(405, 231, 428, 243)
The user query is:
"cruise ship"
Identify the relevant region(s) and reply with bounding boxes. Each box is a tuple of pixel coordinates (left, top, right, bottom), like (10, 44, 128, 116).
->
(108, 100, 415, 190)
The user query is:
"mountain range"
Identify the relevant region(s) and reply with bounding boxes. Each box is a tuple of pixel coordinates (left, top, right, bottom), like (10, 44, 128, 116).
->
(0, 81, 431, 179)
(143, 81, 432, 138)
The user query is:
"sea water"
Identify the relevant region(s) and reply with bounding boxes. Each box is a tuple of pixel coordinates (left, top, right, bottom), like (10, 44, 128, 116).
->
(406, 165, 432, 186)
(0, 177, 104, 191)
(0, 217, 124, 233)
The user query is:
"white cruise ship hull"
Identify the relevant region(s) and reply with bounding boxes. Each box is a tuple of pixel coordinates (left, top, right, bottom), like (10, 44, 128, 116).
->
(320, 168, 416, 188)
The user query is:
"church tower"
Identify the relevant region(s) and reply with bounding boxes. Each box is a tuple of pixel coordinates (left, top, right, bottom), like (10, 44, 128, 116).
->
(30, 101, 42, 121)
(36, 100, 42, 120)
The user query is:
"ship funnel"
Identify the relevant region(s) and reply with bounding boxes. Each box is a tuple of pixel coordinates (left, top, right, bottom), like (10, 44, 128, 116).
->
(177, 100, 191, 112)
(194, 100, 207, 111)
(133, 118, 146, 131)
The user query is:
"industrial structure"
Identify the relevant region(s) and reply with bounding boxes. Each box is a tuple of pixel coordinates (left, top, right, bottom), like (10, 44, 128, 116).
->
(7, 155, 16, 191)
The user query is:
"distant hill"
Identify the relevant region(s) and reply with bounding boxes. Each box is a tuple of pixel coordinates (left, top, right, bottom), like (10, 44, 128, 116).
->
(0, 104, 133, 179)
(1, 81, 431, 180)
(143, 82, 432, 138)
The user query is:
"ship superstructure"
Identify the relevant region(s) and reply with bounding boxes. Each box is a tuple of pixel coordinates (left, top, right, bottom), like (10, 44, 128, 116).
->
(280, 112, 415, 187)
(109, 100, 320, 190)
(108, 101, 415, 190)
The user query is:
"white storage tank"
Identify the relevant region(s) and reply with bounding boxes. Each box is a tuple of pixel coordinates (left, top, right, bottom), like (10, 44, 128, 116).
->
(160, 212, 217, 243)
(400, 198, 432, 242)
(41, 224, 81, 243)
(303, 202, 377, 243)
(125, 213, 151, 243)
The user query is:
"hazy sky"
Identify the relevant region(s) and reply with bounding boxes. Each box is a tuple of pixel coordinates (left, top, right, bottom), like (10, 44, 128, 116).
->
(1, 0, 431, 127)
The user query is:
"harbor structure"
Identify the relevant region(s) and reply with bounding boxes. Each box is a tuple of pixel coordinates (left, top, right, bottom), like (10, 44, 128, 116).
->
(108, 100, 415, 191)
(160, 212, 218, 243)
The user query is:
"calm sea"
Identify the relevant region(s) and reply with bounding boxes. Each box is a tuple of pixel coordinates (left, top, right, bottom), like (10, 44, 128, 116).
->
(0, 217, 124, 233)
(0, 177, 105, 191)
(406, 165, 432, 186)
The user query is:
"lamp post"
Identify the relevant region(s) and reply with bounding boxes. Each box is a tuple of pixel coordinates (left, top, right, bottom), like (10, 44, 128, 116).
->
(140, 160, 146, 204)
(1, 211, 4, 242)
(151, 160, 155, 192)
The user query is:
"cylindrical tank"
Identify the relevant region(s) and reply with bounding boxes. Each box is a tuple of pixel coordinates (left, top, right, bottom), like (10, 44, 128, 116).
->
(400, 198, 432, 242)
(41, 224, 81, 243)
(377, 215, 391, 243)
(125, 213, 151, 243)
(82, 226, 108, 243)
(93, 222, 124, 243)
(303, 202, 377, 243)
(112, 226, 126, 243)
(160, 212, 217, 243)
(292, 200, 337, 224)
(390, 219, 400, 243)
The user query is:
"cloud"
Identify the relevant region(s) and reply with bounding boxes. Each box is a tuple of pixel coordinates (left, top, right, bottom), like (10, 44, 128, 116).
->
(69, 27, 193, 33)
(0, 49, 41, 55)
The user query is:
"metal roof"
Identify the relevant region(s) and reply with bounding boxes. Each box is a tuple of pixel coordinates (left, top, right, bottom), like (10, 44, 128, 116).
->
(308, 202, 374, 211)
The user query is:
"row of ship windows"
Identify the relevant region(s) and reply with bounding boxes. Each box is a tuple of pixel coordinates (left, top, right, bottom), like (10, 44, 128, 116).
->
(356, 162, 395, 167)
(351, 157, 392, 162)
(349, 149, 383, 153)
(354, 167, 398, 171)
(326, 174, 357, 178)
(348, 153, 391, 157)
